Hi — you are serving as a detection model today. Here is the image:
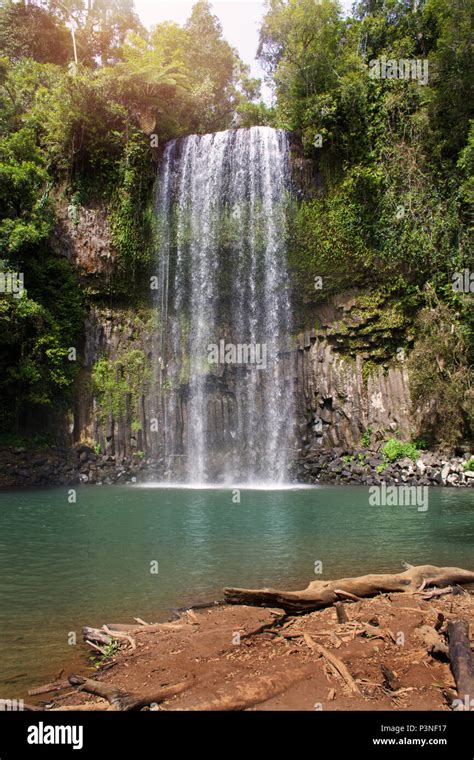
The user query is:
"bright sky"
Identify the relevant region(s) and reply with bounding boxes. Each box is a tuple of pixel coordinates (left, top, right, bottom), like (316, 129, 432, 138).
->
(134, 1, 354, 99)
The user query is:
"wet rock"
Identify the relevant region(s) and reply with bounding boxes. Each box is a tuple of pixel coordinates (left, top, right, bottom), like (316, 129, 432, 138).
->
(294, 448, 472, 489)
(441, 463, 451, 483)
(416, 459, 426, 475)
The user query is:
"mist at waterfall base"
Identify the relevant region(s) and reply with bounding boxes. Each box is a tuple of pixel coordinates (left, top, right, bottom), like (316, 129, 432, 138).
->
(154, 126, 296, 486)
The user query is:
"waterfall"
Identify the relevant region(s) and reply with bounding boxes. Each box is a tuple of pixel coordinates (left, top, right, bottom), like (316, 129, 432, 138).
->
(155, 126, 294, 484)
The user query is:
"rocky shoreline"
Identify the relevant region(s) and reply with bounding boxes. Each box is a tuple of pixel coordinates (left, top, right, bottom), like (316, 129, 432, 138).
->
(0, 444, 152, 489)
(294, 448, 474, 488)
(0, 444, 472, 489)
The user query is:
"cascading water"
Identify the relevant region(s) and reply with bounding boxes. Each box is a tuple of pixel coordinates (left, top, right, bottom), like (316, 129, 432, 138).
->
(155, 126, 295, 484)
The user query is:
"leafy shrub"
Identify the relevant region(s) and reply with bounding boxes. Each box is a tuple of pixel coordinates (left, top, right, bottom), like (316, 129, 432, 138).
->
(407, 289, 473, 449)
(382, 439, 419, 463)
(361, 428, 372, 448)
(91, 349, 151, 431)
(412, 437, 428, 451)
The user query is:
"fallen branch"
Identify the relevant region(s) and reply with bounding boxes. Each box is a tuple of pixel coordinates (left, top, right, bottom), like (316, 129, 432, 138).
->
(224, 565, 474, 613)
(85, 641, 108, 655)
(101, 622, 187, 634)
(51, 702, 110, 712)
(335, 589, 363, 602)
(303, 634, 361, 695)
(83, 622, 188, 653)
(28, 679, 70, 697)
(83, 627, 112, 647)
(420, 586, 465, 600)
(103, 625, 136, 650)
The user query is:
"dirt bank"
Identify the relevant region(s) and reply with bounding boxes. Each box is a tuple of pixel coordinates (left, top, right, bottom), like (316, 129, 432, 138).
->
(28, 581, 474, 712)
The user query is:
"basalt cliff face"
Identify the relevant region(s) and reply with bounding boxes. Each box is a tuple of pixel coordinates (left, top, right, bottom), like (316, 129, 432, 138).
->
(62, 307, 414, 477)
(71, 300, 413, 459)
(51, 131, 417, 480)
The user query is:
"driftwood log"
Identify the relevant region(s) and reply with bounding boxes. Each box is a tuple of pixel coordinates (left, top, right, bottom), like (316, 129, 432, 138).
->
(51, 675, 191, 711)
(224, 565, 474, 613)
(447, 620, 474, 706)
(28, 679, 70, 697)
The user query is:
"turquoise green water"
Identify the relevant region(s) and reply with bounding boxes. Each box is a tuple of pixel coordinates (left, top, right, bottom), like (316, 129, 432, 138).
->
(0, 484, 473, 696)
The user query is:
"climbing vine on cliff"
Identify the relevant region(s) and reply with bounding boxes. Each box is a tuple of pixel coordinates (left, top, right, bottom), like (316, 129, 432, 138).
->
(407, 289, 473, 449)
(91, 348, 151, 433)
(109, 131, 155, 294)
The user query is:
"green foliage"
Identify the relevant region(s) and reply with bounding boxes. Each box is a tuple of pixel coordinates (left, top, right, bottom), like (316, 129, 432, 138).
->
(0, 234, 83, 434)
(263, 0, 472, 300)
(43, 0, 142, 67)
(457, 121, 474, 213)
(0, 431, 56, 449)
(382, 439, 419, 463)
(424, 0, 474, 161)
(236, 100, 276, 128)
(1, 3, 258, 184)
(183, 0, 253, 133)
(91, 639, 119, 668)
(0, 2, 71, 65)
(289, 171, 378, 298)
(0, 127, 52, 256)
(361, 428, 372, 448)
(406, 288, 473, 449)
(289, 119, 463, 306)
(91, 348, 151, 430)
(0, 203, 83, 435)
(109, 131, 155, 291)
(463, 458, 474, 472)
(412, 437, 428, 451)
(0, 292, 80, 423)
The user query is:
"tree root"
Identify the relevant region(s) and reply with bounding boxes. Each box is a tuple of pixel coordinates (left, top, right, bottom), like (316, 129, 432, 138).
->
(303, 634, 361, 694)
(176, 668, 314, 711)
(50, 675, 192, 711)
